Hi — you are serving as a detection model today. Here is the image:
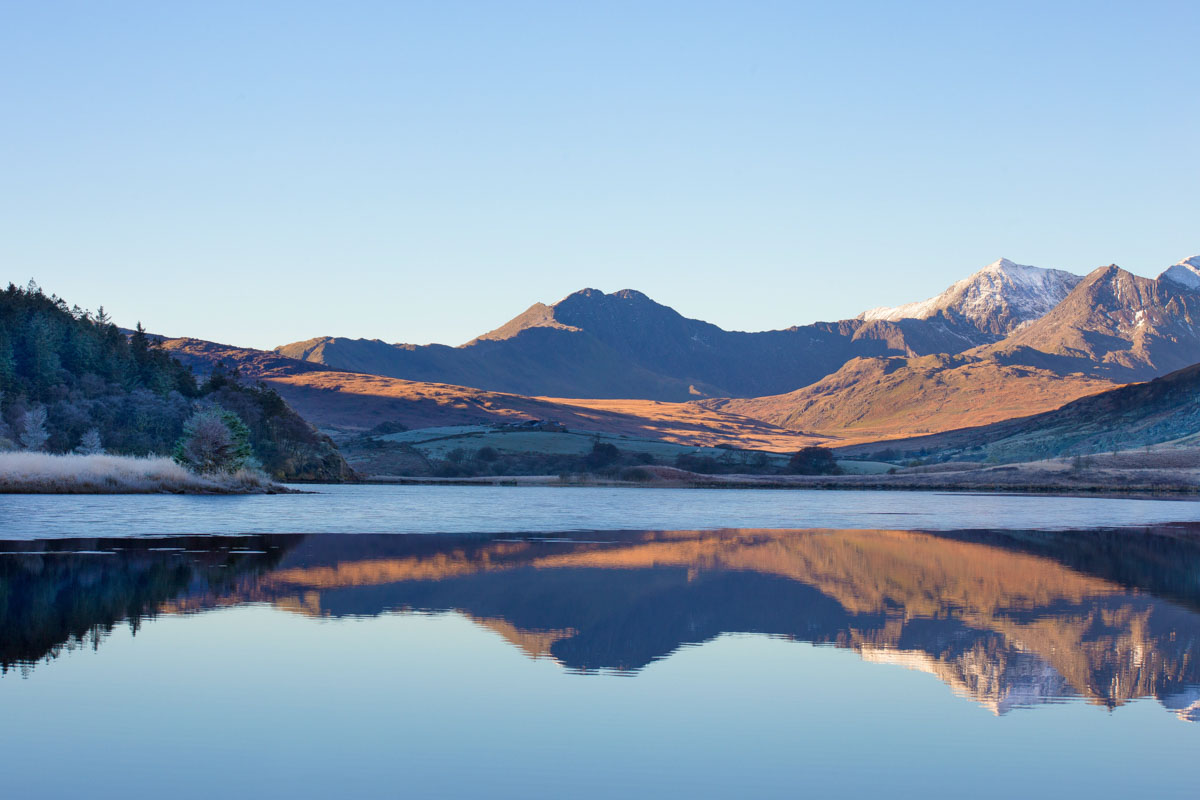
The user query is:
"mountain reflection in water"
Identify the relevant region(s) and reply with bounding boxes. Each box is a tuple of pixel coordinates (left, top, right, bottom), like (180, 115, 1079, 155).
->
(3, 526, 1200, 721)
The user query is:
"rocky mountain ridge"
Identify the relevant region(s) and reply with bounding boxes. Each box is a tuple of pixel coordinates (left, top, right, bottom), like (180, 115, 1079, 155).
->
(858, 258, 1082, 335)
(706, 259, 1200, 440)
(276, 288, 988, 401)
(169, 251, 1200, 454)
(276, 256, 1110, 401)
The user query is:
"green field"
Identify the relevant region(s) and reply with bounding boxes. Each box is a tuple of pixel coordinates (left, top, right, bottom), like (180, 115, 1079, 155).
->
(377, 425, 787, 463)
(370, 424, 896, 474)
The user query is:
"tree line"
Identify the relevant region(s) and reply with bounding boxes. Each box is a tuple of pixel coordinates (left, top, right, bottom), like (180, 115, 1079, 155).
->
(0, 281, 353, 481)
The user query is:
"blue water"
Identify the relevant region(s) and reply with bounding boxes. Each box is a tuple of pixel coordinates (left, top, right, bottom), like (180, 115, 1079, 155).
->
(2, 489, 1198, 798)
(4, 484, 1200, 538)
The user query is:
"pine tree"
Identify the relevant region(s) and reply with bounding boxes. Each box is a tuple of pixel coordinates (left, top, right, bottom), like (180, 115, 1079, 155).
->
(76, 428, 105, 455)
(0, 331, 14, 386)
(18, 407, 49, 451)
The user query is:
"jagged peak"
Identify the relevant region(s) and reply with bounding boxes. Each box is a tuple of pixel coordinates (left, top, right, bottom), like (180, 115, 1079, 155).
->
(555, 287, 655, 305)
(562, 287, 604, 300)
(1159, 255, 1200, 290)
(858, 257, 1081, 332)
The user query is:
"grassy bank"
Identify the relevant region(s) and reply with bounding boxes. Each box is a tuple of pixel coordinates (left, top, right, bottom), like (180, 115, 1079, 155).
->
(0, 452, 286, 494)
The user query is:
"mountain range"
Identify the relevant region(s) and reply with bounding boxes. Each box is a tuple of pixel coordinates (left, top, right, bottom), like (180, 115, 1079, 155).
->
(150, 252, 1200, 468)
(708, 260, 1200, 439)
(279, 260, 1094, 403)
(275, 293, 983, 401)
(278, 256, 1200, 401)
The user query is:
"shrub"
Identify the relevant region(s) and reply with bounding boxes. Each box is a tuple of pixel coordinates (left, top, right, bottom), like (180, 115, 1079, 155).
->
(368, 420, 409, 435)
(788, 446, 841, 475)
(584, 441, 621, 469)
(674, 453, 721, 474)
(173, 406, 253, 474)
(619, 466, 653, 482)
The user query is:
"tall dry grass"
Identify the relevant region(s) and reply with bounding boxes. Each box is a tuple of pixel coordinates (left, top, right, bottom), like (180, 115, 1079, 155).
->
(0, 452, 281, 494)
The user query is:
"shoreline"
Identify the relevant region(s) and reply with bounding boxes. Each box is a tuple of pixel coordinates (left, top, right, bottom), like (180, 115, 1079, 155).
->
(362, 471, 1200, 498)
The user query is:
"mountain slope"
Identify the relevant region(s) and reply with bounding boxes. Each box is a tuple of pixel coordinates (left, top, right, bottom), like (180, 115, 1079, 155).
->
(859, 258, 1082, 335)
(984, 264, 1200, 380)
(276, 287, 993, 400)
(713, 260, 1200, 441)
(1157, 255, 1200, 290)
(837, 360, 1200, 464)
(162, 337, 828, 452)
(699, 355, 1114, 442)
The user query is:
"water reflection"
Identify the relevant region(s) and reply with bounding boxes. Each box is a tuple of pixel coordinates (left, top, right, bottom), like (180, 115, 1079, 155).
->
(3, 526, 1200, 720)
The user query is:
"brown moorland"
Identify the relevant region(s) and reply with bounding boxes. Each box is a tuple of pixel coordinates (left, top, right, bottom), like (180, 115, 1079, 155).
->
(697, 354, 1114, 442)
(161, 337, 830, 451)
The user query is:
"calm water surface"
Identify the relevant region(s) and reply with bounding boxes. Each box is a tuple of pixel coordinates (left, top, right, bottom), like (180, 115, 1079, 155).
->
(2, 487, 1198, 798)
(4, 484, 1200, 537)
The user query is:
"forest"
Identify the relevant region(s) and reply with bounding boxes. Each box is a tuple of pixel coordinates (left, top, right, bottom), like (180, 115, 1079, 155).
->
(0, 282, 353, 482)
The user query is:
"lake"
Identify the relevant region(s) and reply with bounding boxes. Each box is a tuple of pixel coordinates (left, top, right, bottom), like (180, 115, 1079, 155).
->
(2, 486, 1198, 798)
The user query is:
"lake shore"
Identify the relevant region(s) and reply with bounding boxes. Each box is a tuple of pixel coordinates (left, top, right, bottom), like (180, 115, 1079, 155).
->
(0, 452, 289, 494)
(364, 456, 1200, 497)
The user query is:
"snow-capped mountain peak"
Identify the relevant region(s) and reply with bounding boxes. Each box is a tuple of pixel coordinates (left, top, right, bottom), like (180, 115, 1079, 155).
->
(857, 258, 1082, 336)
(1157, 255, 1200, 290)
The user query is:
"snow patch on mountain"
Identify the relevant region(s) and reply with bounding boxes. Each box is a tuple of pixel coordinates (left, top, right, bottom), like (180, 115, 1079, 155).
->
(1157, 255, 1200, 290)
(857, 258, 1082, 334)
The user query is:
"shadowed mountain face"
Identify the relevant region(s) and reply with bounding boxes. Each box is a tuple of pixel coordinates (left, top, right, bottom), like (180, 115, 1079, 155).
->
(274, 259, 1099, 403)
(275, 287, 991, 401)
(5, 527, 1200, 720)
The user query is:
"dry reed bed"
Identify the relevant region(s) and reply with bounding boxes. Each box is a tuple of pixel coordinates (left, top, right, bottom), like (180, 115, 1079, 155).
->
(0, 452, 284, 494)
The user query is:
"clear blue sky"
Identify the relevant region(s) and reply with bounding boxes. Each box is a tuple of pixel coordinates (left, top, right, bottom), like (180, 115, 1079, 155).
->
(2, 1, 1197, 350)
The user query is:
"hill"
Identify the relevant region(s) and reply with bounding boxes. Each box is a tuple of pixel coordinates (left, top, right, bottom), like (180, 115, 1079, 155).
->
(161, 337, 828, 452)
(837, 361, 1200, 464)
(0, 283, 354, 482)
(700, 354, 1114, 442)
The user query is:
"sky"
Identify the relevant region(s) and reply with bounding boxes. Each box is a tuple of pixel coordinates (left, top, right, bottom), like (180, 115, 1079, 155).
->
(2, 1, 1198, 350)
